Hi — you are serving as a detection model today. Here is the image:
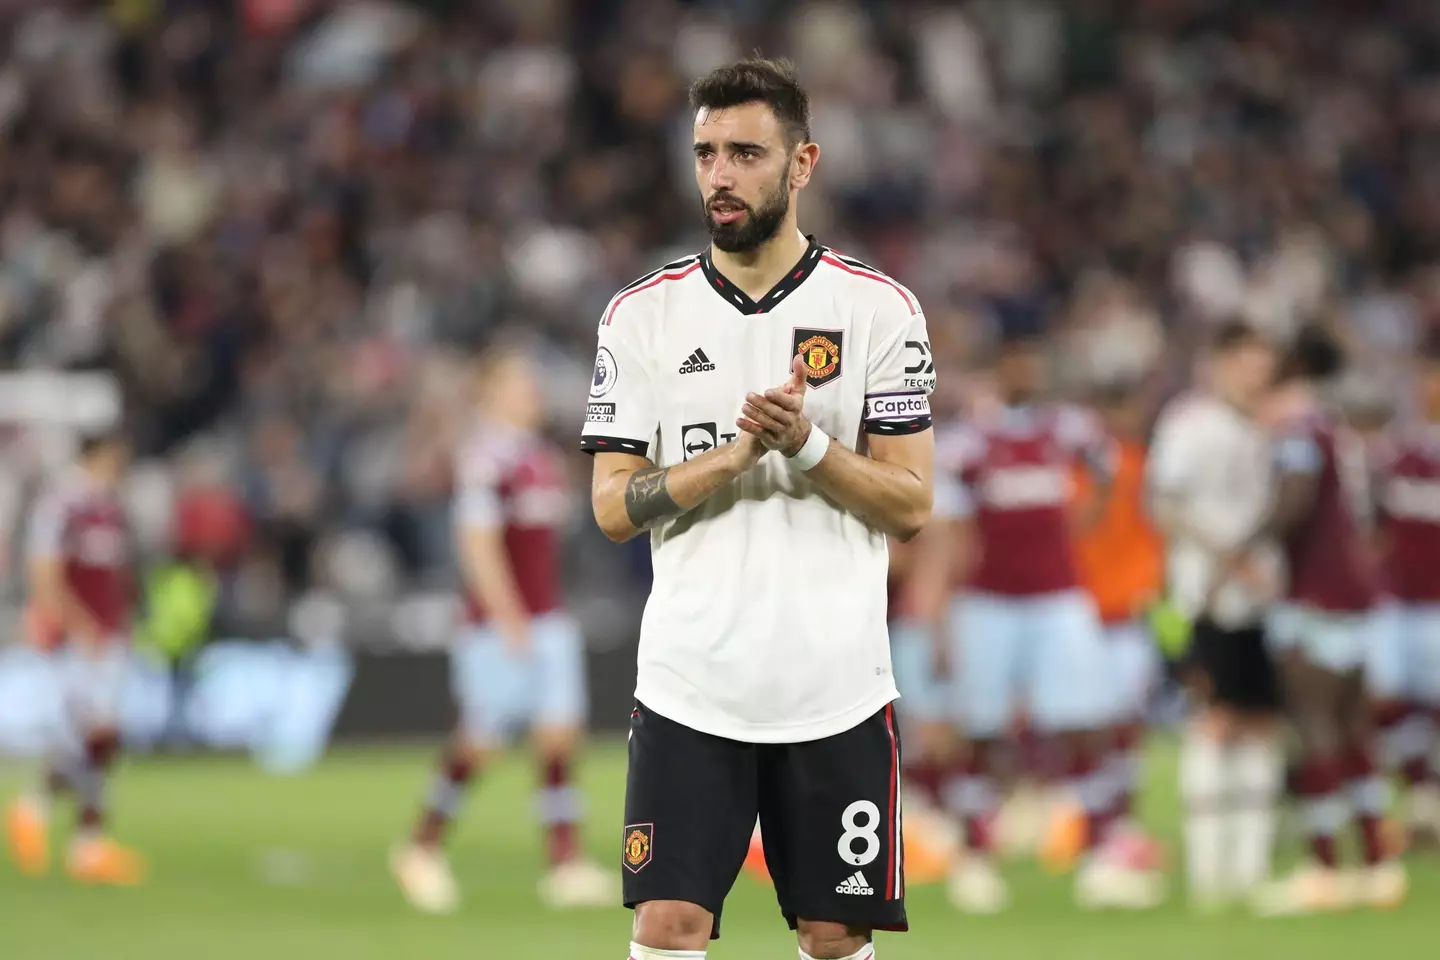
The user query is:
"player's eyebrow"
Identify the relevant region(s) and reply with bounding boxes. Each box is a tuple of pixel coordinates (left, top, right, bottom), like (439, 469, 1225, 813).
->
(692, 140, 768, 156)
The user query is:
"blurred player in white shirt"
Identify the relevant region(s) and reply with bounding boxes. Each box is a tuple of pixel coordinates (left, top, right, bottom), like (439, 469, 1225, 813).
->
(391, 345, 616, 913)
(1148, 321, 1285, 909)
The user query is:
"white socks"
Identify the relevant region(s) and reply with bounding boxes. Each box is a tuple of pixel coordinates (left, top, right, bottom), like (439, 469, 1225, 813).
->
(1230, 737, 1283, 893)
(1180, 731, 1228, 901)
(1180, 730, 1282, 900)
(628, 945, 704, 960)
(800, 945, 875, 960)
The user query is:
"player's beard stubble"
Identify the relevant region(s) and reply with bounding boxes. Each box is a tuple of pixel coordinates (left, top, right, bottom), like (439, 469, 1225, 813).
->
(703, 162, 791, 254)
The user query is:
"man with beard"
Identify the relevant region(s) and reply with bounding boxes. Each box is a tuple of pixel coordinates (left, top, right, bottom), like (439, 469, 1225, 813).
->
(581, 58, 936, 960)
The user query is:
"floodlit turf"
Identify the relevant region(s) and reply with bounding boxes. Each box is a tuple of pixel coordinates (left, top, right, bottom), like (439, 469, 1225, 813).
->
(0, 741, 1436, 959)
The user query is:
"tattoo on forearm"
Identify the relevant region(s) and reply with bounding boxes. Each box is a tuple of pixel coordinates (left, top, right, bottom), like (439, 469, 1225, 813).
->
(625, 466, 683, 529)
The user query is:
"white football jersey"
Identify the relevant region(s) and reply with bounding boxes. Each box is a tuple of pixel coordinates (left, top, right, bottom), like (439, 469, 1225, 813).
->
(1147, 392, 1280, 626)
(581, 237, 936, 743)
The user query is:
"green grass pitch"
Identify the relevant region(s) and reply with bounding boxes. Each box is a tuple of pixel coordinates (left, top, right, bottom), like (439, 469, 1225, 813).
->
(0, 740, 1435, 959)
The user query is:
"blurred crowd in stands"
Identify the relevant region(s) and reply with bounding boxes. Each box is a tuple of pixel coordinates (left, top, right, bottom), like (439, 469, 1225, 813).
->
(2, 0, 1440, 637)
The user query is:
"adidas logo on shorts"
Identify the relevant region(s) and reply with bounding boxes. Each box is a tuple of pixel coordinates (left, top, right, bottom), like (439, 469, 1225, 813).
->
(835, 870, 874, 896)
(678, 348, 716, 374)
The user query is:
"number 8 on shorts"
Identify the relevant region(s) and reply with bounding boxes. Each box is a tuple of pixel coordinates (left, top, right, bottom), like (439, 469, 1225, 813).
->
(838, 800, 881, 867)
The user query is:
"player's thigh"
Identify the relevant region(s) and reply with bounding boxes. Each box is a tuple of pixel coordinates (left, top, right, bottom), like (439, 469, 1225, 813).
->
(58, 642, 129, 732)
(948, 593, 1021, 738)
(1105, 620, 1160, 722)
(450, 626, 528, 744)
(1027, 591, 1108, 733)
(758, 703, 907, 935)
(889, 619, 945, 726)
(1404, 603, 1440, 705)
(1366, 602, 1410, 702)
(529, 612, 589, 730)
(623, 701, 757, 937)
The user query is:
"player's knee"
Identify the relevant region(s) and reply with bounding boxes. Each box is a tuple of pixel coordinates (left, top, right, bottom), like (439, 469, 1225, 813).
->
(447, 731, 492, 768)
(1057, 727, 1106, 754)
(83, 727, 120, 763)
(795, 920, 870, 959)
(632, 900, 713, 950)
(531, 723, 580, 759)
(917, 720, 957, 762)
(962, 736, 1000, 765)
(1193, 707, 1237, 742)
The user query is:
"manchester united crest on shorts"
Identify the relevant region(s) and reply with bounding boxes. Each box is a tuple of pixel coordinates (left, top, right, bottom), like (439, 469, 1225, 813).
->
(622, 823, 653, 873)
(792, 328, 844, 388)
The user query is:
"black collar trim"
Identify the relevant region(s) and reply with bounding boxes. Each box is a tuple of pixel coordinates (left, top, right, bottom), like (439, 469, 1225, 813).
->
(699, 236, 825, 315)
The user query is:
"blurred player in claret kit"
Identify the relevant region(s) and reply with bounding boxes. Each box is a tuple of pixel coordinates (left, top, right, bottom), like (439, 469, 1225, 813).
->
(1371, 333, 1440, 848)
(929, 329, 1161, 913)
(1251, 327, 1402, 914)
(582, 58, 935, 960)
(883, 532, 957, 885)
(391, 344, 616, 913)
(4, 429, 145, 886)
(890, 387, 977, 852)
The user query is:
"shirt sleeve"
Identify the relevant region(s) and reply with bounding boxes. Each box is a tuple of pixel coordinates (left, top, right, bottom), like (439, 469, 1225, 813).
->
(863, 306, 936, 436)
(1274, 425, 1323, 476)
(1146, 403, 1198, 496)
(933, 425, 978, 519)
(26, 492, 65, 562)
(454, 444, 503, 530)
(579, 308, 659, 458)
(1057, 405, 1117, 479)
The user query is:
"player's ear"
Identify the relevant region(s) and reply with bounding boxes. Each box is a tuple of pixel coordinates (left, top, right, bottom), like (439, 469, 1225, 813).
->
(789, 141, 819, 190)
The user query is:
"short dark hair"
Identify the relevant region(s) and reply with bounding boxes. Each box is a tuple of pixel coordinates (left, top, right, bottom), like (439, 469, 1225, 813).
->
(1278, 325, 1346, 383)
(1209, 318, 1267, 354)
(78, 428, 126, 459)
(688, 57, 811, 147)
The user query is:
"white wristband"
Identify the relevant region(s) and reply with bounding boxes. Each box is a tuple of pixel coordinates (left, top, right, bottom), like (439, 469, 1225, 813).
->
(788, 425, 830, 471)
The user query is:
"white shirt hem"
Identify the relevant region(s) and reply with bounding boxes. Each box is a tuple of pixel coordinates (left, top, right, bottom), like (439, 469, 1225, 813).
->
(633, 682, 901, 744)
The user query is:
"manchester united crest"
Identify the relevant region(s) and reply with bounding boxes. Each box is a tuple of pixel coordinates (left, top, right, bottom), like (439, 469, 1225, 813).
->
(791, 328, 844, 388)
(623, 823, 653, 873)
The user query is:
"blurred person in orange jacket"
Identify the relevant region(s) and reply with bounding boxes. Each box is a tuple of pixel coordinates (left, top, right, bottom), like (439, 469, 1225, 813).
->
(1045, 379, 1166, 877)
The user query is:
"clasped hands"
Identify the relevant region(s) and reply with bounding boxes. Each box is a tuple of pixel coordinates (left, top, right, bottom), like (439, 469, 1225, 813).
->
(732, 354, 814, 462)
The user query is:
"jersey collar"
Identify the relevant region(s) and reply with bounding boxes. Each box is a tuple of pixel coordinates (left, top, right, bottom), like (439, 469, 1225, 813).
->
(698, 235, 824, 315)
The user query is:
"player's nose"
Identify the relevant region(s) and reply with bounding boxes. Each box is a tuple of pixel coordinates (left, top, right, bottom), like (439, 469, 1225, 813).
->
(707, 158, 737, 190)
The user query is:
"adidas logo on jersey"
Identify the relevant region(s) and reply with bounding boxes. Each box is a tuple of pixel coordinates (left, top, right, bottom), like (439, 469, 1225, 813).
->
(678, 348, 716, 374)
(835, 871, 874, 896)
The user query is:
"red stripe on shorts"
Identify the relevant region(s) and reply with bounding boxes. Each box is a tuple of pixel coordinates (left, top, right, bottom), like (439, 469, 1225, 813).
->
(884, 702, 900, 899)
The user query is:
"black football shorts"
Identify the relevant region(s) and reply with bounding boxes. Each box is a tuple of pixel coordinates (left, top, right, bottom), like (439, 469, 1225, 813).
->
(621, 701, 908, 939)
(1188, 617, 1281, 713)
